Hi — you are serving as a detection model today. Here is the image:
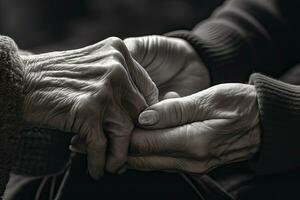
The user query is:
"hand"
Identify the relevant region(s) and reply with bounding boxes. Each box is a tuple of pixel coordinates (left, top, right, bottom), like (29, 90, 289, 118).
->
(128, 84, 260, 173)
(22, 37, 158, 178)
(124, 35, 210, 98)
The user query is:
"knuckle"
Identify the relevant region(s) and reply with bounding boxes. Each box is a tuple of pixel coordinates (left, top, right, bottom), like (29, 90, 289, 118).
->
(108, 49, 126, 66)
(109, 49, 123, 60)
(107, 37, 124, 48)
(109, 62, 127, 80)
(109, 37, 128, 54)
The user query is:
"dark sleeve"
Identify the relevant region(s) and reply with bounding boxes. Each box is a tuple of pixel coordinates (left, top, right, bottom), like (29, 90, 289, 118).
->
(166, 0, 300, 85)
(0, 36, 24, 195)
(249, 73, 300, 174)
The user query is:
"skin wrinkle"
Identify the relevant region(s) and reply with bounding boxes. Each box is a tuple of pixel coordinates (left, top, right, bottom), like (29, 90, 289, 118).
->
(22, 37, 159, 177)
(124, 36, 210, 101)
(142, 37, 158, 70)
(66, 100, 81, 133)
(129, 81, 260, 174)
(155, 40, 185, 86)
(124, 37, 254, 174)
(210, 130, 248, 159)
(109, 58, 148, 110)
(21, 34, 261, 177)
(116, 42, 158, 106)
(157, 55, 188, 89)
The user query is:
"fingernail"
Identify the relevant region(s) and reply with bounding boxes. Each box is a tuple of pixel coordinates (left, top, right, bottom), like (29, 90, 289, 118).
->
(139, 110, 159, 125)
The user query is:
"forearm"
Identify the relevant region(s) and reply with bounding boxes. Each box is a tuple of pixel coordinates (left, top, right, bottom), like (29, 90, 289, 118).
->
(167, 0, 300, 84)
(249, 73, 300, 174)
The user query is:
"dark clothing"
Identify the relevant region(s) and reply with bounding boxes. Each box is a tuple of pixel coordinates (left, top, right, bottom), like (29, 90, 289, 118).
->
(168, 0, 300, 174)
(166, 0, 300, 199)
(1, 0, 300, 199)
(168, 0, 300, 85)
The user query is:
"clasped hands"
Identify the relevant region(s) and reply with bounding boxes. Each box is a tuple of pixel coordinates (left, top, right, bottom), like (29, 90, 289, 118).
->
(21, 35, 260, 179)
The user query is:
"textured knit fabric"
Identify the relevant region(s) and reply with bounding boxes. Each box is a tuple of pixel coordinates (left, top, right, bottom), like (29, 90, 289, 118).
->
(249, 73, 300, 174)
(0, 35, 72, 196)
(167, 0, 300, 85)
(0, 36, 24, 196)
(167, 0, 300, 175)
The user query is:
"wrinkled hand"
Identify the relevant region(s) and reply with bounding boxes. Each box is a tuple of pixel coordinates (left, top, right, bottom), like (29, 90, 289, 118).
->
(128, 84, 260, 173)
(124, 35, 210, 98)
(22, 37, 158, 178)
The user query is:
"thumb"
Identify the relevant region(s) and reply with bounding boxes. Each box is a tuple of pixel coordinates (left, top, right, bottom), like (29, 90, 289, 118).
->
(163, 91, 181, 100)
(138, 96, 199, 129)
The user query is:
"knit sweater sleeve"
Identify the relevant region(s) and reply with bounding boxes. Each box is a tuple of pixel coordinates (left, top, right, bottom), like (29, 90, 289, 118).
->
(249, 73, 300, 174)
(166, 0, 300, 85)
(0, 35, 24, 196)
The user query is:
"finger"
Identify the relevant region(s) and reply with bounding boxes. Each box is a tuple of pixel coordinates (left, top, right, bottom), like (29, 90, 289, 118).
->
(84, 124, 107, 179)
(121, 77, 148, 121)
(131, 59, 159, 106)
(69, 144, 86, 154)
(125, 36, 186, 87)
(106, 59, 148, 121)
(128, 156, 218, 174)
(69, 135, 87, 154)
(138, 96, 200, 129)
(113, 39, 159, 106)
(123, 37, 145, 64)
(104, 105, 133, 174)
(130, 124, 194, 156)
(163, 91, 180, 100)
(105, 130, 130, 174)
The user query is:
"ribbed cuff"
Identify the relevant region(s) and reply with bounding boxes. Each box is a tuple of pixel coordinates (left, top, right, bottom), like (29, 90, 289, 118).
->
(166, 21, 255, 85)
(249, 73, 300, 174)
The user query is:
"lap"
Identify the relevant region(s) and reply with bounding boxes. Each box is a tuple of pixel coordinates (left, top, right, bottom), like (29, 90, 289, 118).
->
(5, 155, 199, 200)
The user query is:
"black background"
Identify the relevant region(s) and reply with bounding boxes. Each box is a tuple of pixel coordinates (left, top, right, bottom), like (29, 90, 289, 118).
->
(0, 0, 223, 52)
